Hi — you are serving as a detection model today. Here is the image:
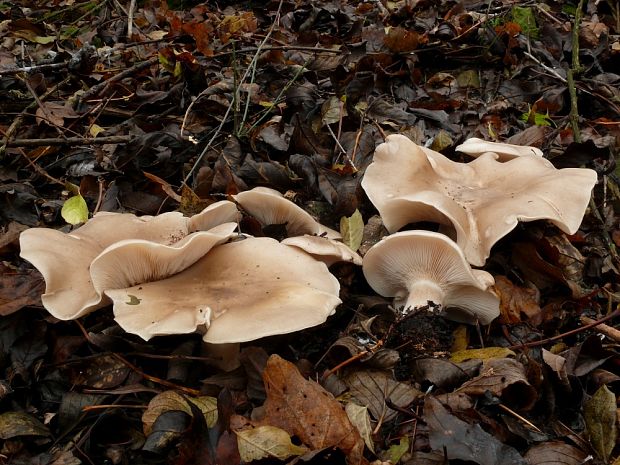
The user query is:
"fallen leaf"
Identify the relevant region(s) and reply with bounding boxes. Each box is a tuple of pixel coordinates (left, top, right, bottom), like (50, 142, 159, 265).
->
(425, 396, 527, 465)
(142, 391, 217, 435)
(235, 425, 309, 461)
(340, 209, 364, 252)
(61, 194, 89, 225)
(0, 411, 50, 439)
(261, 354, 367, 465)
(451, 347, 515, 363)
(524, 441, 588, 465)
(0, 262, 44, 316)
(384, 436, 409, 464)
(456, 358, 537, 411)
(584, 384, 617, 462)
(345, 402, 375, 453)
(494, 275, 542, 324)
(345, 369, 422, 422)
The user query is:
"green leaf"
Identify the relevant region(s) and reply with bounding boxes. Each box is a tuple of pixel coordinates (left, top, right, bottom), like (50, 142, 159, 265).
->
(340, 209, 364, 252)
(585, 384, 618, 462)
(235, 425, 309, 462)
(512, 6, 538, 39)
(385, 436, 409, 464)
(520, 108, 554, 127)
(61, 194, 89, 225)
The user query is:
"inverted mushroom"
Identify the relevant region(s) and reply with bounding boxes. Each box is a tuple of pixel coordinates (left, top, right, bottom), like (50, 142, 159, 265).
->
(19, 202, 240, 320)
(362, 231, 499, 324)
(361, 134, 597, 266)
(105, 236, 342, 343)
(455, 137, 543, 161)
(233, 187, 341, 239)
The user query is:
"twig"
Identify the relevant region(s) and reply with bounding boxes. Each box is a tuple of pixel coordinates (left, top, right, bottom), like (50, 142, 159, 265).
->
(508, 306, 620, 349)
(5, 135, 133, 147)
(567, 0, 585, 142)
(213, 44, 346, 57)
(77, 56, 159, 105)
(0, 62, 68, 76)
(127, 0, 136, 38)
(580, 316, 620, 342)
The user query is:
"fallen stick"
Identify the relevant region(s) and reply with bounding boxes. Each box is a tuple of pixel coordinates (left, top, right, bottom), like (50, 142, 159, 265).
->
(5, 135, 133, 147)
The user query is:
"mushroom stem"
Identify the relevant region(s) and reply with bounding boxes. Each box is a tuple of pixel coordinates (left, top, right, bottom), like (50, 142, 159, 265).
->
(396, 280, 445, 314)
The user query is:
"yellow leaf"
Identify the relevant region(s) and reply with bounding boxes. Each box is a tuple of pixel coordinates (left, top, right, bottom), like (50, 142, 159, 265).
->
(345, 402, 375, 453)
(585, 384, 617, 462)
(340, 209, 364, 252)
(450, 347, 515, 363)
(89, 124, 105, 137)
(61, 194, 89, 225)
(235, 426, 308, 462)
(142, 391, 217, 435)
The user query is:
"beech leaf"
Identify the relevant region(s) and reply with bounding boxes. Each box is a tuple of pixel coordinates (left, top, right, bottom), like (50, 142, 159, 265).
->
(61, 194, 89, 225)
(585, 384, 617, 462)
(235, 425, 308, 462)
(340, 209, 364, 252)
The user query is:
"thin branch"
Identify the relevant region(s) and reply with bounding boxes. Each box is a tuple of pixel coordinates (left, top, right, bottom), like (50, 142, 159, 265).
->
(5, 135, 133, 147)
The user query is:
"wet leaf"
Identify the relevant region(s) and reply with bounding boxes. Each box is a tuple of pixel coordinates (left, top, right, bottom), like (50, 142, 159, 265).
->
(425, 396, 527, 465)
(142, 391, 218, 435)
(340, 209, 364, 252)
(0, 411, 50, 439)
(61, 194, 89, 225)
(235, 425, 309, 461)
(0, 263, 44, 316)
(584, 384, 617, 462)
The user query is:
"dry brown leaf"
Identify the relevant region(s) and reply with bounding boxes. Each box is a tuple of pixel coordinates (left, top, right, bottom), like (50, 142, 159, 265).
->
(524, 441, 588, 465)
(494, 275, 542, 325)
(457, 358, 537, 411)
(344, 369, 422, 422)
(261, 354, 367, 465)
(0, 263, 44, 316)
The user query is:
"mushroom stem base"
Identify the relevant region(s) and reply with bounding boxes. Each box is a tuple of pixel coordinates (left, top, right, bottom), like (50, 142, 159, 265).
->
(394, 280, 445, 318)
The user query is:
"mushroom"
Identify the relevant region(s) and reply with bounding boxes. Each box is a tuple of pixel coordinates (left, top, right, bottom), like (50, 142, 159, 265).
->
(455, 137, 543, 161)
(361, 134, 597, 266)
(233, 187, 340, 239)
(362, 231, 499, 324)
(105, 236, 342, 343)
(19, 202, 240, 320)
(282, 235, 362, 266)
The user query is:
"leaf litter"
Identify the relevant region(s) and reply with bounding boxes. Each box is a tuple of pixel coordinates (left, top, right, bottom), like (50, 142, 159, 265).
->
(1, 0, 620, 464)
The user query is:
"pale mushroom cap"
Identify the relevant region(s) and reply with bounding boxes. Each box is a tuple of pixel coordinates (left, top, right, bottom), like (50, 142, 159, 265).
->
(106, 237, 342, 343)
(188, 200, 241, 232)
(282, 235, 363, 266)
(19, 210, 191, 320)
(455, 137, 543, 160)
(361, 134, 598, 266)
(90, 222, 238, 292)
(362, 231, 499, 324)
(233, 187, 341, 239)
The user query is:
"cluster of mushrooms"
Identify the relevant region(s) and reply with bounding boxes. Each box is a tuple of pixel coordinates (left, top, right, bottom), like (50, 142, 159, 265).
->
(361, 135, 597, 325)
(19, 135, 598, 352)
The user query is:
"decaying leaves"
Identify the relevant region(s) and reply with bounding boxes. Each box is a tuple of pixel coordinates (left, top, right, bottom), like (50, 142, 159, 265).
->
(260, 354, 367, 465)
